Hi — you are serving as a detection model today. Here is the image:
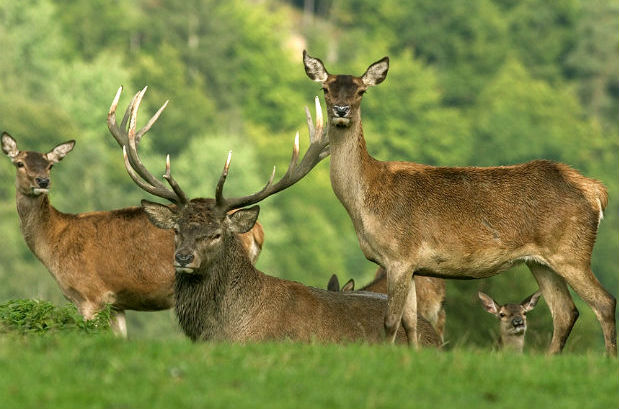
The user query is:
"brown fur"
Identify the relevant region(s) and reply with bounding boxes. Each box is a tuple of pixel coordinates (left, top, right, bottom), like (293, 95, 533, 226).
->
(303, 51, 616, 355)
(327, 268, 446, 342)
(1, 133, 263, 336)
(145, 200, 441, 346)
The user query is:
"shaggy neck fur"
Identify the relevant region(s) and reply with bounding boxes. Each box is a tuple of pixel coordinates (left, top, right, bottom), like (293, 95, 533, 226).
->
(174, 232, 262, 341)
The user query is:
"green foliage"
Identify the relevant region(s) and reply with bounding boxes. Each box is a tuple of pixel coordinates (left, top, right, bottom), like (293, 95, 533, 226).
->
(0, 335, 617, 408)
(0, 299, 111, 335)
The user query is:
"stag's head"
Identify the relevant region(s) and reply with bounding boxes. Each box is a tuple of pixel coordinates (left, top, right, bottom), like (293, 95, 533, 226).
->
(478, 290, 542, 336)
(1, 132, 75, 196)
(303, 50, 389, 128)
(108, 86, 329, 274)
(141, 198, 259, 273)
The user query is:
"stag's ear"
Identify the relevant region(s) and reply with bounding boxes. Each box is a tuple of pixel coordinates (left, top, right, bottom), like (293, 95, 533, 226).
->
(141, 199, 177, 230)
(327, 274, 340, 291)
(478, 291, 500, 316)
(303, 50, 329, 82)
(341, 279, 355, 292)
(521, 290, 543, 312)
(228, 206, 260, 234)
(1, 132, 19, 159)
(46, 140, 75, 163)
(361, 57, 389, 87)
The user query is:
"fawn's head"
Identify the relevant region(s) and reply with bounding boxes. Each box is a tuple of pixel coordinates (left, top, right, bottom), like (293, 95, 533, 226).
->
(303, 50, 389, 128)
(1, 132, 75, 196)
(478, 290, 542, 336)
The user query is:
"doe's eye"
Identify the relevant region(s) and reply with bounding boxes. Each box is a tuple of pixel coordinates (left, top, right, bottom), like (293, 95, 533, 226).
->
(358, 90, 366, 96)
(322, 88, 329, 94)
(48, 164, 53, 170)
(16, 161, 24, 168)
(499, 312, 506, 318)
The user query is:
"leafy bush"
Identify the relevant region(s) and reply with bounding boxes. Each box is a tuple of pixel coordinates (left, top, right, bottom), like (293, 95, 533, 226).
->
(0, 299, 111, 335)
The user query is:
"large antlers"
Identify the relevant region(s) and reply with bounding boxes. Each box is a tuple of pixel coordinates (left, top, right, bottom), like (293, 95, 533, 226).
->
(215, 96, 329, 214)
(108, 86, 188, 205)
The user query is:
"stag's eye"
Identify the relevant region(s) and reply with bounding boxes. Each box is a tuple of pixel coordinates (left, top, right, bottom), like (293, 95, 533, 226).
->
(210, 233, 222, 240)
(16, 161, 24, 168)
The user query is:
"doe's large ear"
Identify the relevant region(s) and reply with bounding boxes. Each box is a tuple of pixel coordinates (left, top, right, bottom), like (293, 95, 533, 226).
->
(341, 278, 355, 292)
(1, 132, 19, 159)
(46, 140, 76, 163)
(141, 199, 177, 230)
(228, 206, 260, 234)
(521, 290, 542, 312)
(478, 291, 500, 316)
(361, 56, 389, 87)
(303, 50, 329, 82)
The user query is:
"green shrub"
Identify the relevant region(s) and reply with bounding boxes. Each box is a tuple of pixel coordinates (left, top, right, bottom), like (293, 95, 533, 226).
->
(0, 299, 111, 335)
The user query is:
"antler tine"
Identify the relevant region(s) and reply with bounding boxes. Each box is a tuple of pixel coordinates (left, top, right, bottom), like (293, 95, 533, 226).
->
(215, 97, 329, 213)
(109, 86, 186, 205)
(163, 154, 189, 204)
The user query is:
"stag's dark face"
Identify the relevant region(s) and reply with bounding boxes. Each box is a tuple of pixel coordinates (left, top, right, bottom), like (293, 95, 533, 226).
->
(303, 51, 389, 129)
(142, 198, 259, 274)
(1, 132, 75, 196)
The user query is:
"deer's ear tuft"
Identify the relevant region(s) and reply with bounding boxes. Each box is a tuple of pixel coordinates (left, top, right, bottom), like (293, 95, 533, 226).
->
(141, 200, 177, 230)
(227, 206, 260, 234)
(478, 291, 500, 316)
(1, 132, 19, 159)
(361, 57, 389, 86)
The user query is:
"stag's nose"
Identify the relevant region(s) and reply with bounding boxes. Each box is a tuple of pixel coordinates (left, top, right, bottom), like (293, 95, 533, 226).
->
(511, 317, 524, 327)
(35, 177, 49, 189)
(175, 252, 194, 266)
(333, 105, 350, 118)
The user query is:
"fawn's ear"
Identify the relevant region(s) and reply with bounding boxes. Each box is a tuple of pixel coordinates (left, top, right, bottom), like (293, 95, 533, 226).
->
(478, 291, 500, 316)
(327, 274, 340, 291)
(521, 290, 543, 312)
(46, 140, 76, 163)
(141, 199, 177, 230)
(1, 132, 19, 159)
(227, 206, 260, 234)
(341, 279, 355, 292)
(361, 57, 389, 87)
(303, 50, 329, 82)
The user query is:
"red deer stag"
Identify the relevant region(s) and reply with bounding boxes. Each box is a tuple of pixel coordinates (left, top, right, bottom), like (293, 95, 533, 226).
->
(327, 268, 446, 342)
(119, 95, 440, 346)
(303, 50, 616, 355)
(0, 88, 263, 337)
(478, 290, 542, 353)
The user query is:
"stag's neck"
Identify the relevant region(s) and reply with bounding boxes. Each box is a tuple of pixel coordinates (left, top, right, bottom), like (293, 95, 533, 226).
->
(15, 192, 63, 257)
(499, 333, 525, 353)
(327, 115, 377, 215)
(174, 235, 264, 341)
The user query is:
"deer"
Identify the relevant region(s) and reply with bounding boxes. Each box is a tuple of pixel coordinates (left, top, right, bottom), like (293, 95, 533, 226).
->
(303, 50, 616, 356)
(478, 290, 542, 353)
(327, 268, 446, 342)
(118, 93, 441, 347)
(0, 88, 263, 337)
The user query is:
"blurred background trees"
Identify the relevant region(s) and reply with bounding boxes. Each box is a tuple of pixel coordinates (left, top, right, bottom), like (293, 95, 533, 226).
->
(0, 0, 616, 350)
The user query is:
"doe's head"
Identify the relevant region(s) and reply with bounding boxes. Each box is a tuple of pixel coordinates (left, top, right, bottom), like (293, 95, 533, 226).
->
(478, 290, 542, 336)
(303, 50, 389, 128)
(1, 132, 75, 196)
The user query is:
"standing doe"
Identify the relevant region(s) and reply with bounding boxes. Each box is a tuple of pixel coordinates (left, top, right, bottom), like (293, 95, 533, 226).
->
(478, 290, 542, 352)
(303, 50, 616, 355)
(119, 94, 440, 346)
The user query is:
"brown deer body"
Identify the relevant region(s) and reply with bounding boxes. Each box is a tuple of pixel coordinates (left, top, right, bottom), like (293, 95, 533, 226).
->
(327, 268, 446, 342)
(0, 91, 263, 337)
(478, 290, 542, 352)
(303, 51, 616, 355)
(120, 94, 440, 346)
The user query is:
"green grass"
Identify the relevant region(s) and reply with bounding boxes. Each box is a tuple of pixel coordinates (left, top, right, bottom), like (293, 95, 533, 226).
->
(0, 333, 616, 409)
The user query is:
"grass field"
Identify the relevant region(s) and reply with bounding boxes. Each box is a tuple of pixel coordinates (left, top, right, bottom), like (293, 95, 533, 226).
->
(0, 332, 617, 409)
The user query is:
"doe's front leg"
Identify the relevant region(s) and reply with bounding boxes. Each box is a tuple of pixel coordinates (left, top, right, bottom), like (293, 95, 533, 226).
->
(384, 264, 414, 344)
